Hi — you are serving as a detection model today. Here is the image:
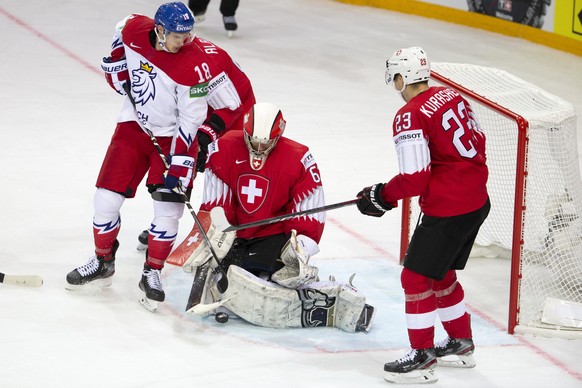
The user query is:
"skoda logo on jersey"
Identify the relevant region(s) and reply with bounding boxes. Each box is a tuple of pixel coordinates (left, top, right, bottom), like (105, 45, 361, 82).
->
(237, 174, 269, 214)
(131, 61, 157, 106)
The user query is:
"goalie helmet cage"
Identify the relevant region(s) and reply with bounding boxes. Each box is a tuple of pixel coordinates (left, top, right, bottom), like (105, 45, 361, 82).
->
(399, 62, 582, 338)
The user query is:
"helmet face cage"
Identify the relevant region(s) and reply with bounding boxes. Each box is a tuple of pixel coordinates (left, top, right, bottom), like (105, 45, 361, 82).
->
(385, 47, 430, 86)
(243, 103, 286, 170)
(155, 2, 195, 35)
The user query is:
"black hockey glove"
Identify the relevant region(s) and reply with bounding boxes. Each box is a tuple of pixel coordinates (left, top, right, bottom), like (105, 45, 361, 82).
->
(195, 128, 214, 173)
(356, 183, 393, 217)
(195, 116, 225, 173)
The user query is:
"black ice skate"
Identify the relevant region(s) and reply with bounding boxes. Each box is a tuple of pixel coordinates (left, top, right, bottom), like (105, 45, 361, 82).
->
(435, 337, 476, 368)
(223, 16, 237, 38)
(384, 348, 437, 384)
(65, 240, 118, 290)
(136, 229, 148, 251)
(138, 264, 165, 312)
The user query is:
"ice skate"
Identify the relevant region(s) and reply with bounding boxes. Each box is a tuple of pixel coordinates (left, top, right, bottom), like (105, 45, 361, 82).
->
(136, 229, 148, 251)
(138, 264, 165, 312)
(435, 337, 476, 368)
(383, 348, 437, 384)
(223, 16, 237, 38)
(65, 240, 118, 290)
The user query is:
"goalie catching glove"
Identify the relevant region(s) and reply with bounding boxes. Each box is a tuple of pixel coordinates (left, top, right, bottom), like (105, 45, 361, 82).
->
(183, 207, 236, 273)
(356, 183, 395, 217)
(271, 230, 319, 289)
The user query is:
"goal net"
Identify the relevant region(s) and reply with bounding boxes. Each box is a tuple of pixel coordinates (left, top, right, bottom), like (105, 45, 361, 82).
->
(400, 62, 582, 337)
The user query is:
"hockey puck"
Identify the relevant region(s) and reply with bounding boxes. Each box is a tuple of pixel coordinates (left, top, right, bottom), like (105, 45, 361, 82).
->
(215, 312, 229, 323)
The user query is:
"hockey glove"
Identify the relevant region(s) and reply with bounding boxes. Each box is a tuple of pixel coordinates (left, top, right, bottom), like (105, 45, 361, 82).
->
(101, 56, 129, 95)
(183, 207, 236, 273)
(272, 230, 319, 289)
(164, 155, 195, 190)
(356, 183, 394, 217)
(195, 124, 219, 172)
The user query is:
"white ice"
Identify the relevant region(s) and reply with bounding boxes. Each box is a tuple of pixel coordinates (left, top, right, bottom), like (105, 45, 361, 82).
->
(0, 0, 581, 387)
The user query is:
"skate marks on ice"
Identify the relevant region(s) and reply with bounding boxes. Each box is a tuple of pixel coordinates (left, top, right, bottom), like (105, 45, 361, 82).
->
(163, 257, 518, 353)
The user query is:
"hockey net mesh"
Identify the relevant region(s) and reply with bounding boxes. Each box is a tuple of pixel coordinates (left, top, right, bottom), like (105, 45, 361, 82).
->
(405, 62, 582, 333)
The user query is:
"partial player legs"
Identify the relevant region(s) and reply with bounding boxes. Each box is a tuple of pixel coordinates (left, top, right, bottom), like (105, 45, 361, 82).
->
(66, 188, 124, 290)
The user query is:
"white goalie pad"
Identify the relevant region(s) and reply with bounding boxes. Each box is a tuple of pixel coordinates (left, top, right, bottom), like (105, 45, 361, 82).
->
(183, 207, 236, 273)
(221, 265, 370, 332)
(272, 230, 319, 288)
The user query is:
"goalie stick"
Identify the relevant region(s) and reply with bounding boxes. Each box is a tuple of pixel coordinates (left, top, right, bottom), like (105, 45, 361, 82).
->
(222, 199, 359, 232)
(0, 272, 43, 287)
(122, 83, 229, 290)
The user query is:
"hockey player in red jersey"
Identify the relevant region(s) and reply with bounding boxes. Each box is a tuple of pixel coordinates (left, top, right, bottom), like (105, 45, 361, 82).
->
(65, 2, 239, 311)
(355, 47, 490, 383)
(200, 102, 324, 277)
(182, 103, 374, 332)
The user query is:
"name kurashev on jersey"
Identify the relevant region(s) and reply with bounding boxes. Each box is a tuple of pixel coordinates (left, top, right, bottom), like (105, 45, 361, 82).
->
(419, 88, 460, 118)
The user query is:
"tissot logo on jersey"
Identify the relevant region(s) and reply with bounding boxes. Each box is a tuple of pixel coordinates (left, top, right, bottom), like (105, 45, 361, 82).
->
(301, 151, 316, 170)
(131, 61, 157, 105)
(207, 71, 228, 94)
(237, 174, 269, 214)
(393, 129, 424, 145)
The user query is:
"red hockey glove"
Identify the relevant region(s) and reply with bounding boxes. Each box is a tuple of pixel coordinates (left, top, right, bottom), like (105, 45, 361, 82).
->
(356, 183, 394, 217)
(164, 155, 195, 190)
(101, 56, 129, 95)
(195, 124, 219, 173)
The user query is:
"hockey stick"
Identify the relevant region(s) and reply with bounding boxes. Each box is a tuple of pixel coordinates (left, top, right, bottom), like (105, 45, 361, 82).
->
(0, 272, 43, 287)
(222, 199, 359, 232)
(122, 83, 229, 290)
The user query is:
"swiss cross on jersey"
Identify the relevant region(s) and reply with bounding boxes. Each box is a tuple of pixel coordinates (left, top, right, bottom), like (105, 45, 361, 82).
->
(237, 174, 269, 214)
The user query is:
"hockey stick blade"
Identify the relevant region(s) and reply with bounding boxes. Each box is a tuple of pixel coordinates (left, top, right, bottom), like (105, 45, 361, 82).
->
(223, 199, 359, 232)
(186, 297, 232, 315)
(0, 272, 43, 287)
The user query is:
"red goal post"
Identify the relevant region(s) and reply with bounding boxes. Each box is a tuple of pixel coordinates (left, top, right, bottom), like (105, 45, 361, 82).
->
(399, 63, 582, 337)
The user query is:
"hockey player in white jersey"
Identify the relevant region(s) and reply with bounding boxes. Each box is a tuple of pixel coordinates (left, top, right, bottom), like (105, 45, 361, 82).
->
(65, 2, 238, 311)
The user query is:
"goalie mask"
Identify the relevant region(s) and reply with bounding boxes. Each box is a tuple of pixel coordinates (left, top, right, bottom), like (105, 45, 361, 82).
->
(385, 46, 430, 92)
(243, 103, 286, 171)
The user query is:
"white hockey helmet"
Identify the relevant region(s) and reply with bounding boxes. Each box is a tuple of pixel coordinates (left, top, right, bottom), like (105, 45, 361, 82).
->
(243, 103, 286, 171)
(385, 46, 431, 87)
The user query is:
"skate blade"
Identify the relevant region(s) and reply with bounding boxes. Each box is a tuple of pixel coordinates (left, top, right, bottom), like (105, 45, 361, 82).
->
(65, 277, 112, 291)
(139, 295, 158, 312)
(384, 368, 438, 384)
(226, 31, 234, 38)
(136, 242, 147, 252)
(437, 354, 476, 368)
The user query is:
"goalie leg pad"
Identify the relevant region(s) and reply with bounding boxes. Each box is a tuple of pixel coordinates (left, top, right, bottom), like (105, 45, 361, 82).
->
(221, 266, 371, 332)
